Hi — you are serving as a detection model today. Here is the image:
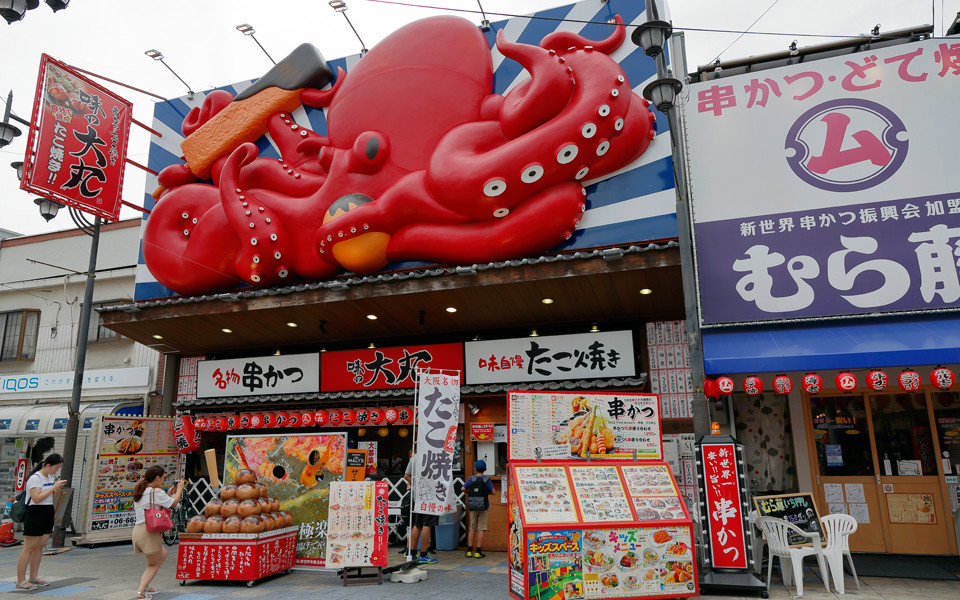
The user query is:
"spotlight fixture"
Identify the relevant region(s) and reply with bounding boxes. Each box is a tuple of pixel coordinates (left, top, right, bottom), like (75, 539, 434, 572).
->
(235, 23, 276, 65)
(328, 1, 368, 55)
(469, 403, 481, 416)
(221, 328, 233, 333)
(445, 307, 457, 313)
(541, 298, 554, 304)
(286, 322, 298, 328)
(530, 329, 539, 337)
(366, 314, 377, 320)
(274, 349, 281, 355)
(639, 288, 653, 295)
(788, 40, 799, 56)
(590, 324, 599, 333)
(152, 334, 163, 340)
(368, 342, 376, 348)
(144, 48, 194, 96)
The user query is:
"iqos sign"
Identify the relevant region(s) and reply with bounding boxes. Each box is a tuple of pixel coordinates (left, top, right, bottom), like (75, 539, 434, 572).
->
(2, 377, 39, 391)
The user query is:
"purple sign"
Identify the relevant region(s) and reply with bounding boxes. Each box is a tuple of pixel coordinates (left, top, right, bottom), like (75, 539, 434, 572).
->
(696, 192, 960, 325)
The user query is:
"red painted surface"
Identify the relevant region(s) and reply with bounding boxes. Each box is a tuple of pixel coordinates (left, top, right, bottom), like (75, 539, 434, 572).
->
(175, 527, 297, 581)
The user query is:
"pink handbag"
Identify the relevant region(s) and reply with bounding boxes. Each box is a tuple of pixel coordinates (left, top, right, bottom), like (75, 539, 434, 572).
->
(145, 488, 173, 533)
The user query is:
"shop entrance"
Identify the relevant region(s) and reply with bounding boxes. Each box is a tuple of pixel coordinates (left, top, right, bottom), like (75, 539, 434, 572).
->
(805, 392, 958, 555)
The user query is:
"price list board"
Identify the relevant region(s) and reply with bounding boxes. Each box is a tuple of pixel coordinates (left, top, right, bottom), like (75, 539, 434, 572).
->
(621, 465, 687, 522)
(325, 481, 389, 567)
(568, 466, 634, 524)
(514, 466, 578, 524)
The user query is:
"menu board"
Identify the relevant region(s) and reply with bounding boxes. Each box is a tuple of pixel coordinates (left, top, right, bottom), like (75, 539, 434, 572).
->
(89, 417, 179, 532)
(569, 466, 633, 523)
(325, 481, 389, 567)
(515, 466, 578, 524)
(582, 525, 695, 598)
(753, 493, 825, 546)
(886, 493, 937, 524)
(621, 465, 686, 521)
(509, 392, 661, 461)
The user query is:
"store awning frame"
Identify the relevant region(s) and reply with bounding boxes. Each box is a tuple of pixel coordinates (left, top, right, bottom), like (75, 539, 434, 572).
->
(702, 314, 960, 375)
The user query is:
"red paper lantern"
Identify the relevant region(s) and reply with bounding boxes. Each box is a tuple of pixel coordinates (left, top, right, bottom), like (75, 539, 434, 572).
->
(898, 370, 921, 392)
(368, 408, 385, 425)
(715, 376, 735, 395)
(931, 367, 955, 390)
(384, 407, 399, 424)
(272, 412, 289, 428)
(397, 406, 414, 425)
(286, 412, 301, 427)
(262, 412, 277, 428)
(341, 409, 357, 426)
(702, 378, 720, 399)
(300, 411, 315, 427)
(249, 413, 264, 428)
(328, 409, 343, 427)
(193, 416, 208, 431)
(355, 408, 371, 426)
(314, 410, 330, 426)
(801, 373, 823, 394)
(835, 372, 857, 392)
(227, 415, 239, 430)
(866, 370, 888, 391)
(173, 415, 200, 453)
(215, 417, 229, 431)
(772, 375, 793, 395)
(743, 376, 763, 396)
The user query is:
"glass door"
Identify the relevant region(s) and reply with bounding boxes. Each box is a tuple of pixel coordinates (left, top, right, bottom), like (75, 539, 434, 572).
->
(869, 393, 953, 554)
(807, 395, 886, 552)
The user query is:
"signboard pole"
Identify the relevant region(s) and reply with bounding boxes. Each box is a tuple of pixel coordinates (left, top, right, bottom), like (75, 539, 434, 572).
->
(52, 216, 100, 549)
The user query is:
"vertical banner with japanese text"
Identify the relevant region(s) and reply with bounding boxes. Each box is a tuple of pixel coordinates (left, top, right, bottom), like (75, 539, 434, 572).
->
(413, 369, 460, 515)
(22, 55, 132, 220)
(698, 441, 749, 570)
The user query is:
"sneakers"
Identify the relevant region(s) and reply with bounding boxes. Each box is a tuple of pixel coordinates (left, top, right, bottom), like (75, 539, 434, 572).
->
(465, 550, 474, 558)
(418, 554, 438, 564)
(473, 551, 486, 559)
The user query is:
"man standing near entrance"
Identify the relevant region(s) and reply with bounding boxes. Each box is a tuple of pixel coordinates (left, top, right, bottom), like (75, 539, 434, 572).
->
(464, 459, 494, 559)
(404, 450, 438, 563)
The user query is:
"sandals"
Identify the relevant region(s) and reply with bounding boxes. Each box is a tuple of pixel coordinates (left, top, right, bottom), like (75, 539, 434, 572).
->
(14, 581, 39, 591)
(30, 578, 50, 587)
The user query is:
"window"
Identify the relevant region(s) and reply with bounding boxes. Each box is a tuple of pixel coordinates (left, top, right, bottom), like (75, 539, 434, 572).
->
(84, 301, 128, 343)
(0, 310, 40, 361)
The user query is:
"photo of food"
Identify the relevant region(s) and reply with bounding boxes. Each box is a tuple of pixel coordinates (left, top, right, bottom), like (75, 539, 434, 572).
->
(584, 550, 613, 572)
(116, 436, 143, 455)
(661, 560, 694, 584)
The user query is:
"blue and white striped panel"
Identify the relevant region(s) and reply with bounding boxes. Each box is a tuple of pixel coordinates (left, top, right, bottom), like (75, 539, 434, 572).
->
(134, 0, 676, 301)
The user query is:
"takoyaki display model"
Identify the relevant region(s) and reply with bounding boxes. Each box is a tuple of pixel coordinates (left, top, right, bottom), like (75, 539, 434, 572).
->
(175, 468, 298, 587)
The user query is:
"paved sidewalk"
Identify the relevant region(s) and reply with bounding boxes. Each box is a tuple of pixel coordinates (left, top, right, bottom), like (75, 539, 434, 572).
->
(0, 541, 957, 599)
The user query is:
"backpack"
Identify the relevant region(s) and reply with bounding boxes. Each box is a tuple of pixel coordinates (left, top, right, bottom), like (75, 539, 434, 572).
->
(465, 476, 490, 511)
(10, 489, 28, 524)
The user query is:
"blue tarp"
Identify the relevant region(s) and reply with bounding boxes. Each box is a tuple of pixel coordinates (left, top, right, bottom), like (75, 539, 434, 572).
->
(702, 314, 960, 374)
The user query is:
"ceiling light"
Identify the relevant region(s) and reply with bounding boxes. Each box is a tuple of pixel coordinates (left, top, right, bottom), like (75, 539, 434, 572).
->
(541, 298, 554, 304)
(368, 342, 376, 348)
(639, 288, 653, 295)
(445, 307, 457, 313)
(590, 324, 599, 333)
(286, 322, 298, 327)
(152, 334, 163, 340)
(530, 329, 539, 337)
(274, 349, 281, 355)
(221, 328, 233, 333)
(321, 347, 327, 353)
(366, 314, 377, 320)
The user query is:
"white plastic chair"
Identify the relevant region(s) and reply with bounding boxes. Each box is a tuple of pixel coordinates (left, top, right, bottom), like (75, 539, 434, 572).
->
(756, 516, 830, 596)
(821, 514, 859, 594)
(748, 510, 767, 575)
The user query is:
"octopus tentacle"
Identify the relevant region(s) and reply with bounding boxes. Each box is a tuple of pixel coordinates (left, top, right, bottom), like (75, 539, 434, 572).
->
(301, 67, 347, 108)
(496, 31, 573, 139)
(539, 15, 625, 55)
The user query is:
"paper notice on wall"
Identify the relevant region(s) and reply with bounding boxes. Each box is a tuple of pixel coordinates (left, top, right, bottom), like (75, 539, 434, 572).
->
(824, 483, 844, 503)
(828, 503, 848, 515)
(848, 503, 870, 524)
(844, 483, 866, 503)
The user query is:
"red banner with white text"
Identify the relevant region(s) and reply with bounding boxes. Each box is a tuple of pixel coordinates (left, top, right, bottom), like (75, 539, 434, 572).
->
(320, 343, 462, 392)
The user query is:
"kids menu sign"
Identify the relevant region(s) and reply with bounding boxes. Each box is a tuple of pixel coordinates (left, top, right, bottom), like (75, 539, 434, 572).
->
(508, 391, 661, 461)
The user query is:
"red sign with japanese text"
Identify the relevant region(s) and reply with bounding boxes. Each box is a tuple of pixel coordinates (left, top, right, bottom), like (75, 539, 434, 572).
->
(175, 527, 297, 582)
(21, 55, 132, 220)
(320, 343, 462, 392)
(471, 423, 495, 441)
(701, 442, 748, 569)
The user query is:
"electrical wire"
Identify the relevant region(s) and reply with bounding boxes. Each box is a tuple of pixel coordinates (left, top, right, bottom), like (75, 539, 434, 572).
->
(710, 0, 783, 64)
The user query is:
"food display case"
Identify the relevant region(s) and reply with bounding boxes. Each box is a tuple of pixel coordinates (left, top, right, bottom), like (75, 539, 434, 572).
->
(507, 461, 696, 600)
(176, 526, 298, 587)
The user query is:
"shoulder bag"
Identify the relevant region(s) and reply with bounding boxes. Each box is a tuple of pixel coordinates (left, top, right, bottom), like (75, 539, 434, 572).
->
(144, 488, 173, 533)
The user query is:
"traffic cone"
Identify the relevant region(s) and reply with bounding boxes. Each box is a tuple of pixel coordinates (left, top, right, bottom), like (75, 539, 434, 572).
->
(0, 519, 19, 546)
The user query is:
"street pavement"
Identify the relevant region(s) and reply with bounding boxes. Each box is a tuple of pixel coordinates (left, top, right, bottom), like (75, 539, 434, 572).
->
(0, 540, 957, 599)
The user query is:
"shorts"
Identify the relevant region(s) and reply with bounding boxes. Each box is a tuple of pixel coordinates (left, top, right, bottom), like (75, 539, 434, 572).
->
(468, 509, 489, 531)
(132, 523, 164, 555)
(23, 505, 54, 537)
(412, 512, 439, 528)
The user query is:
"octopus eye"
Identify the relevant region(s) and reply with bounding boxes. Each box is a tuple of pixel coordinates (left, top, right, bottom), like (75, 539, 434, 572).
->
(598, 104, 610, 117)
(581, 123, 597, 139)
(520, 164, 544, 183)
(575, 166, 590, 180)
(615, 118, 625, 131)
(556, 144, 579, 164)
(483, 178, 507, 197)
(596, 140, 610, 156)
(493, 208, 510, 218)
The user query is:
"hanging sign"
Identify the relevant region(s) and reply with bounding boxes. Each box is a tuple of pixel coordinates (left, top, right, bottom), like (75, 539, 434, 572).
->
(412, 369, 460, 515)
(21, 54, 132, 220)
(465, 330, 635, 384)
(697, 440, 749, 569)
(196, 353, 319, 398)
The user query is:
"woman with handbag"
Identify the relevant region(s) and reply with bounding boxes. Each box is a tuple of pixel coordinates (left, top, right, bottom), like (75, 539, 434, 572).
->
(131, 466, 184, 599)
(15, 454, 66, 591)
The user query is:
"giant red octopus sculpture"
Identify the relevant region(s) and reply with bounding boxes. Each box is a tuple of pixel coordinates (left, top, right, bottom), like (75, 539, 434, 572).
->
(143, 15, 656, 297)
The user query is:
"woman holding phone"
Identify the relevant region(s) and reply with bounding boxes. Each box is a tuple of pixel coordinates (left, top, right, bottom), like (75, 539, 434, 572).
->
(131, 466, 184, 599)
(15, 453, 66, 591)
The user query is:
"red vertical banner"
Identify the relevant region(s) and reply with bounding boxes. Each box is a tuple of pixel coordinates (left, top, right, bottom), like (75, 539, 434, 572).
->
(372, 480, 389, 567)
(700, 442, 749, 569)
(21, 54, 132, 220)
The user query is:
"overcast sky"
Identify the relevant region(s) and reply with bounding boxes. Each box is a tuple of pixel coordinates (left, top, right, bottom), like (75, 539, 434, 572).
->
(1, 0, 957, 237)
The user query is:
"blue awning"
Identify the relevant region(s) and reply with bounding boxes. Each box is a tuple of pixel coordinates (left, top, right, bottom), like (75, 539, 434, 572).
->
(702, 314, 960, 374)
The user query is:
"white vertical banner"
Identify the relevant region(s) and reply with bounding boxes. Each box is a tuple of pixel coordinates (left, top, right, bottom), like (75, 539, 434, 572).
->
(413, 368, 461, 515)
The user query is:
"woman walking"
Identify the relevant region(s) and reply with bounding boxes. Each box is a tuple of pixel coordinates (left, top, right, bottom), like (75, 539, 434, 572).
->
(132, 466, 184, 599)
(15, 453, 67, 591)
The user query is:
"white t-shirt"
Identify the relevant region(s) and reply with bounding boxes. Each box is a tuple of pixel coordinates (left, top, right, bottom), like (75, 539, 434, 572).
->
(26, 472, 57, 506)
(134, 488, 175, 525)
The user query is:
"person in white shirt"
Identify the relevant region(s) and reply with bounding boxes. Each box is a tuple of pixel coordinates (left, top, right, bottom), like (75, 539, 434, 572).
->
(131, 466, 184, 600)
(15, 453, 66, 591)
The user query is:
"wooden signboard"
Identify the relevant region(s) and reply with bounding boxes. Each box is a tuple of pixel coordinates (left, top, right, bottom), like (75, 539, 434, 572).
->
(345, 449, 367, 481)
(753, 493, 825, 547)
